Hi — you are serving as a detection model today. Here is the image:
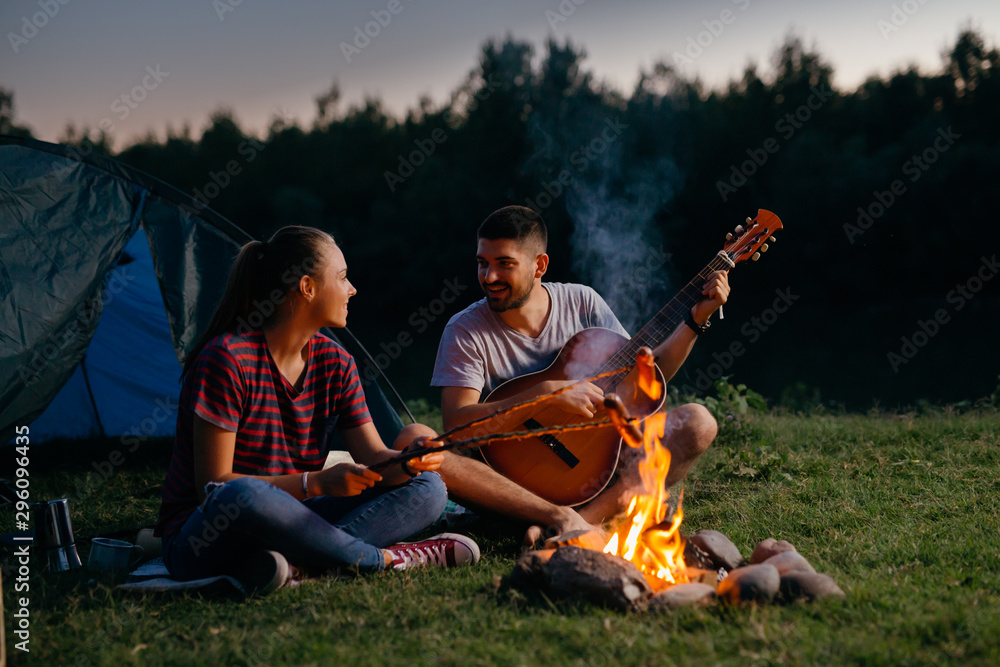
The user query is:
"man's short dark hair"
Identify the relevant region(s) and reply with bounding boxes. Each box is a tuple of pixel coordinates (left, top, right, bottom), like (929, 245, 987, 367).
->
(477, 206, 548, 254)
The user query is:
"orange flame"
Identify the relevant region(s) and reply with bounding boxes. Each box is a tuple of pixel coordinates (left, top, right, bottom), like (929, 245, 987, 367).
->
(600, 411, 687, 591)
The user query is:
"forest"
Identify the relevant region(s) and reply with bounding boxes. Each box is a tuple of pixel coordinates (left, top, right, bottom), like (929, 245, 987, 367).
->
(3, 29, 997, 409)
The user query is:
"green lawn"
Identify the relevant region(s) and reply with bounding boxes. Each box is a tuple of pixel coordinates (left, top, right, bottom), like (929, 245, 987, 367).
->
(5, 410, 1000, 665)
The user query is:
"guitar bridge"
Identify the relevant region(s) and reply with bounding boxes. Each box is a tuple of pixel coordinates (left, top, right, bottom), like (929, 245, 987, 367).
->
(523, 419, 580, 469)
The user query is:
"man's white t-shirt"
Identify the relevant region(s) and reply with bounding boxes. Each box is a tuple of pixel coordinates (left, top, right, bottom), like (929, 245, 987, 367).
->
(431, 282, 629, 396)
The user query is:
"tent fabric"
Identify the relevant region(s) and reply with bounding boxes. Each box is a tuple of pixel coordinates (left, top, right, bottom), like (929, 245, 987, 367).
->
(0, 135, 404, 446)
(28, 233, 182, 441)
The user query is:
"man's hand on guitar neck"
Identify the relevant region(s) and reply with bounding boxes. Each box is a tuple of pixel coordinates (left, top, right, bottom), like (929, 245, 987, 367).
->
(691, 269, 730, 325)
(653, 269, 731, 383)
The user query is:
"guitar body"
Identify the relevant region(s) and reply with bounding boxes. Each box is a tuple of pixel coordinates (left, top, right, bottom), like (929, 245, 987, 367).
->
(479, 328, 665, 506)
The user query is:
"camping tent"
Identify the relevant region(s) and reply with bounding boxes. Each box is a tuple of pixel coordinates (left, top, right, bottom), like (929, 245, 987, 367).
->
(0, 135, 405, 446)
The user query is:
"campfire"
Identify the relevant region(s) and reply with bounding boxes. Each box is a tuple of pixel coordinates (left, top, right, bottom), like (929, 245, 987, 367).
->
(504, 355, 845, 611)
(598, 410, 688, 592)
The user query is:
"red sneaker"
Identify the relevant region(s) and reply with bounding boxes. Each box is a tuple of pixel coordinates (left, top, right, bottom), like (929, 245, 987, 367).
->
(385, 533, 481, 570)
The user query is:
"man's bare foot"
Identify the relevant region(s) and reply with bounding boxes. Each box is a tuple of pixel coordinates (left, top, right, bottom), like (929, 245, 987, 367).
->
(522, 508, 604, 551)
(522, 525, 544, 552)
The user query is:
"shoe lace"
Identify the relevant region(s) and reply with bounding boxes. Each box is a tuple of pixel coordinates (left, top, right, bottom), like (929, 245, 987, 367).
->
(392, 541, 448, 568)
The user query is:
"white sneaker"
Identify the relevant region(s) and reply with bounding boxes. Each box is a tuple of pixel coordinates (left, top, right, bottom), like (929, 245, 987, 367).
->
(231, 550, 290, 596)
(385, 533, 481, 570)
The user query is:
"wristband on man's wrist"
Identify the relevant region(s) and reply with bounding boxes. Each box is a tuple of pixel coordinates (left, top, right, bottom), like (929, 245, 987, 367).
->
(302, 470, 311, 498)
(684, 310, 711, 335)
(402, 459, 418, 478)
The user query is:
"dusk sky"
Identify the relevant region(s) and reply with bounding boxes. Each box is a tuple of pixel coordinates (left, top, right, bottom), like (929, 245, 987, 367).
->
(2, 0, 998, 149)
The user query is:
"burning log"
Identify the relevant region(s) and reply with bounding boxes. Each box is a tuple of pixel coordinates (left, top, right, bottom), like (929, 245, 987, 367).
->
(542, 546, 653, 612)
(508, 549, 555, 590)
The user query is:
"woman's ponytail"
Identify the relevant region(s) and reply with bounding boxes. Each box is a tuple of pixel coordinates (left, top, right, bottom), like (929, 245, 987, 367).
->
(181, 228, 335, 378)
(181, 239, 268, 378)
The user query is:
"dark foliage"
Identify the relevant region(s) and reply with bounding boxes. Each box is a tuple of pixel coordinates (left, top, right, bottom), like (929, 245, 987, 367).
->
(6, 31, 997, 408)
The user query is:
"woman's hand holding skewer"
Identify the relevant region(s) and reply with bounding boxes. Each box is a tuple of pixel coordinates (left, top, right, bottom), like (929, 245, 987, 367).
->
(400, 434, 444, 474)
(315, 462, 382, 496)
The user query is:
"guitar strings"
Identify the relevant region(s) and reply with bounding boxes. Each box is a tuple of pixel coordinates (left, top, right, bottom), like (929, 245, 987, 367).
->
(368, 363, 642, 472)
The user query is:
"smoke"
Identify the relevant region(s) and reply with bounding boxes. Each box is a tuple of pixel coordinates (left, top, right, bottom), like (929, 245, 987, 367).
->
(566, 153, 680, 333)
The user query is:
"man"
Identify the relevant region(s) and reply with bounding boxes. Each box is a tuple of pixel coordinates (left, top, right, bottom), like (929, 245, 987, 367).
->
(431, 205, 728, 545)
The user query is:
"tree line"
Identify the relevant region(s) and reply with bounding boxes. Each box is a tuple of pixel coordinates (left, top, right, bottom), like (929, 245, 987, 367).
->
(4, 29, 998, 408)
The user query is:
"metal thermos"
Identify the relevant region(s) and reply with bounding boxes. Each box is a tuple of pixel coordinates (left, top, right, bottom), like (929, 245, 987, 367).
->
(32, 498, 83, 571)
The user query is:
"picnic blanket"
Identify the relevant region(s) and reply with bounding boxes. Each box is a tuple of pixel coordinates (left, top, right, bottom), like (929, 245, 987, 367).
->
(119, 557, 247, 596)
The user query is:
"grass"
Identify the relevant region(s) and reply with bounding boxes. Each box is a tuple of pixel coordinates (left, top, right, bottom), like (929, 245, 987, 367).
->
(4, 409, 1000, 665)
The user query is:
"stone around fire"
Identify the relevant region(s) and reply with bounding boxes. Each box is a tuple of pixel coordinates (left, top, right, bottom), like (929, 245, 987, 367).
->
(779, 572, 846, 602)
(763, 550, 816, 575)
(650, 583, 717, 611)
(750, 538, 797, 564)
(686, 530, 744, 571)
(717, 564, 780, 604)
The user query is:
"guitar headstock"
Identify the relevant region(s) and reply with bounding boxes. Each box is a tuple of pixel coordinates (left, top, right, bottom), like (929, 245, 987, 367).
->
(722, 209, 783, 265)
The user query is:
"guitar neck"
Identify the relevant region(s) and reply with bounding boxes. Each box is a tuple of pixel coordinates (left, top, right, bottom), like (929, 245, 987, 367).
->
(594, 252, 734, 392)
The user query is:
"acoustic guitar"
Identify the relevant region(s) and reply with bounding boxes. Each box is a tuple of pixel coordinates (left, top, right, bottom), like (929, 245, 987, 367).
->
(477, 209, 783, 506)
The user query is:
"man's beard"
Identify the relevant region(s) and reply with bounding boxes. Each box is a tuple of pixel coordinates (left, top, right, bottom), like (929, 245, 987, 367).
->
(483, 278, 534, 312)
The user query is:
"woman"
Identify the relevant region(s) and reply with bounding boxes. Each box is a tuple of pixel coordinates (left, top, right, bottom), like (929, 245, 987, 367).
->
(155, 226, 478, 594)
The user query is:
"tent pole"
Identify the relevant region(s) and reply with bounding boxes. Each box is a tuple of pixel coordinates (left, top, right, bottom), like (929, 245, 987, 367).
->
(339, 327, 417, 424)
(79, 354, 107, 437)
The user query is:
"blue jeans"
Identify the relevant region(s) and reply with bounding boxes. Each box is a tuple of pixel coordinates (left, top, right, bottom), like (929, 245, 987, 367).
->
(163, 473, 447, 578)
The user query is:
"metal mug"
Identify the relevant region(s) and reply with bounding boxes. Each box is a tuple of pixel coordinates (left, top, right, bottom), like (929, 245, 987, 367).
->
(32, 498, 83, 572)
(87, 537, 144, 572)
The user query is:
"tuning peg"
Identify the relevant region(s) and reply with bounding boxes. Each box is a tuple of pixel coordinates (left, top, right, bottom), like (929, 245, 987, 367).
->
(725, 232, 734, 241)
(745, 217, 753, 224)
(752, 252, 760, 261)
(735, 225, 744, 234)
(761, 243, 769, 252)
(769, 236, 776, 242)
